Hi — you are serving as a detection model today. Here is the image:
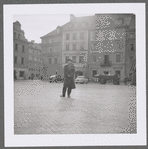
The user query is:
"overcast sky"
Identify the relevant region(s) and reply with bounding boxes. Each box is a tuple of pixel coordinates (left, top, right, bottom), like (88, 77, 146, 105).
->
(13, 14, 94, 43)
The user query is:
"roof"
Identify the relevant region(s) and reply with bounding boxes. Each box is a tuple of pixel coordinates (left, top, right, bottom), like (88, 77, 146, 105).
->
(40, 14, 134, 38)
(13, 21, 21, 26)
(29, 42, 41, 50)
(40, 15, 95, 38)
(40, 29, 59, 38)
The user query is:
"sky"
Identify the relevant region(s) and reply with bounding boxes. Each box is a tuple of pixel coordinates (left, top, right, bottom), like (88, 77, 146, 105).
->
(13, 14, 94, 43)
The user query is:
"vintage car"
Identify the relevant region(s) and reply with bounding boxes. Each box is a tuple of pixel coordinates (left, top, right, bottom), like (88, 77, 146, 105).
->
(49, 75, 64, 83)
(94, 74, 120, 85)
(75, 76, 89, 84)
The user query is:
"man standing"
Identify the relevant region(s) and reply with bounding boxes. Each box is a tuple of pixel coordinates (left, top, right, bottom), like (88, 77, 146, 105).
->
(60, 59, 76, 98)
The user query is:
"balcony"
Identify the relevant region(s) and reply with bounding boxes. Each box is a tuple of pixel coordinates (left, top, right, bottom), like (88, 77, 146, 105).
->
(100, 61, 112, 67)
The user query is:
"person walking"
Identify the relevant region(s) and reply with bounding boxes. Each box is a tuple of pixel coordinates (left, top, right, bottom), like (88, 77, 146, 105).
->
(60, 59, 76, 98)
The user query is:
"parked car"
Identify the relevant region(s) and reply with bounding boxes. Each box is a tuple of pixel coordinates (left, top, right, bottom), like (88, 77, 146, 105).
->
(49, 75, 64, 83)
(75, 76, 89, 84)
(94, 74, 120, 85)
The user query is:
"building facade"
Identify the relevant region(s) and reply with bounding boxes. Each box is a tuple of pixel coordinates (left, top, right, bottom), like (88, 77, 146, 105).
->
(13, 21, 29, 80)
(28, 41, 42, 79)
(40, 26, 63, 79)
(40, 14, 135, 81)
(85, 14, 135, 81)
(61, 15, 95, 77)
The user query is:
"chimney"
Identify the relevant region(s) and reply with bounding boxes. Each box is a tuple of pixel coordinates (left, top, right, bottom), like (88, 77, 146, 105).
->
(70, 14, 75, 21)
(31, 40, 35, 43)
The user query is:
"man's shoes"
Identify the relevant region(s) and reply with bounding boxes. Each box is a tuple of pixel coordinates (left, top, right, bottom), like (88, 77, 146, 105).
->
(60, 95, 65, 97)
(67, 95, 71, 98)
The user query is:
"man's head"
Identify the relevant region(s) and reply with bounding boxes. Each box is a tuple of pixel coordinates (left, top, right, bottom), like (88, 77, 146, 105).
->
(67, 59, 73, 65)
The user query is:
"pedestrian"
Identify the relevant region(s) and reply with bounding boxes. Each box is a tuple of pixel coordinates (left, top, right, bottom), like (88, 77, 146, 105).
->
(60, 59, 76, 98)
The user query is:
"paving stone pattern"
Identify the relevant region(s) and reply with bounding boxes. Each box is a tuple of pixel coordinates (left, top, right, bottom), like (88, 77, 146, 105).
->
(14, 81, 136, 134)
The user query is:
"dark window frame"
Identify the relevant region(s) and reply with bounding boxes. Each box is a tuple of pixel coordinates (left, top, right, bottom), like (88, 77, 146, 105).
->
(15, 43, 18, 51)
(22, 45, 25, 52)
(14, 56, 17, 64)
(79, 56, 84, 63)
(116, 54, 121, 62)
(72, 56, 76, 63)
(21, 57, 24, 64)
(130, 44, 134, 51)
(66, 33, 70, 40)
(54, 58, 57, 64)
(66, 44, 70, 51)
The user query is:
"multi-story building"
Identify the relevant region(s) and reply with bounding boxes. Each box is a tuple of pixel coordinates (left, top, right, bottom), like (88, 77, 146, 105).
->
(40, 26, 63, 79)
(87, 14, 135, 81)
(40, 14, 135, 81)
(28, 41, 42, 79)
(13, 21, 29, 80)
(61, 14, 95, 76)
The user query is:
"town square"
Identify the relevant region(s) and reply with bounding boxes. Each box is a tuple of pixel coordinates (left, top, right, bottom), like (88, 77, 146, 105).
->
(13, 13, 136, 134)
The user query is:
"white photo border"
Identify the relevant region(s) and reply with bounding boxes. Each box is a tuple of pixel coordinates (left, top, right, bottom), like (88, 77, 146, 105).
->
(4, 3, 146, 147)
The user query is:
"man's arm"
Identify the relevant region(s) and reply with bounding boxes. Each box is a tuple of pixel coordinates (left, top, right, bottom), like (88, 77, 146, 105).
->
(64, 66, 70, 77)
(69, 67, 75, 78)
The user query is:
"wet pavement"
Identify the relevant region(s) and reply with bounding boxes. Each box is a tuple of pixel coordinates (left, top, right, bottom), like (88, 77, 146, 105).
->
(14, 80, 136, 134)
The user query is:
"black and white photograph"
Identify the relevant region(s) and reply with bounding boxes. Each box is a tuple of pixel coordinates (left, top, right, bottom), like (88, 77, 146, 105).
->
(4, 3, 146, 147)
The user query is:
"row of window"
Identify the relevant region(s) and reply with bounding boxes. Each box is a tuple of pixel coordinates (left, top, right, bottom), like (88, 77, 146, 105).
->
(65, 44, 85, 51)
(64, 54, 122, 64)
(101, 54, 121, 63)
(65, 32, 85, 40)
(43, 31, 95, 44)
(14, 32, 21, 39)
(28, 55, 42, 62)
(15, 43, 25, 52)
(14, 56, 25, 65)
(65, 56, 84, 63)
(42, 48, 59, 54)
(48, 58, 58, 64)
(42, 37, 61, 44)
(67, 22, 88, 29)
(29, 49, 41, 55)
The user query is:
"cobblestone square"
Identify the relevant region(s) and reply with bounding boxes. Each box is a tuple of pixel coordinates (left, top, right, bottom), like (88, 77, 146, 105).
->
(14, 81, 136, 134)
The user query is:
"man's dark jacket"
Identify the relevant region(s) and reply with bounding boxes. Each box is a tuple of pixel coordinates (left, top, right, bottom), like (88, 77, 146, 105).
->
(63, 64, 76, 89)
